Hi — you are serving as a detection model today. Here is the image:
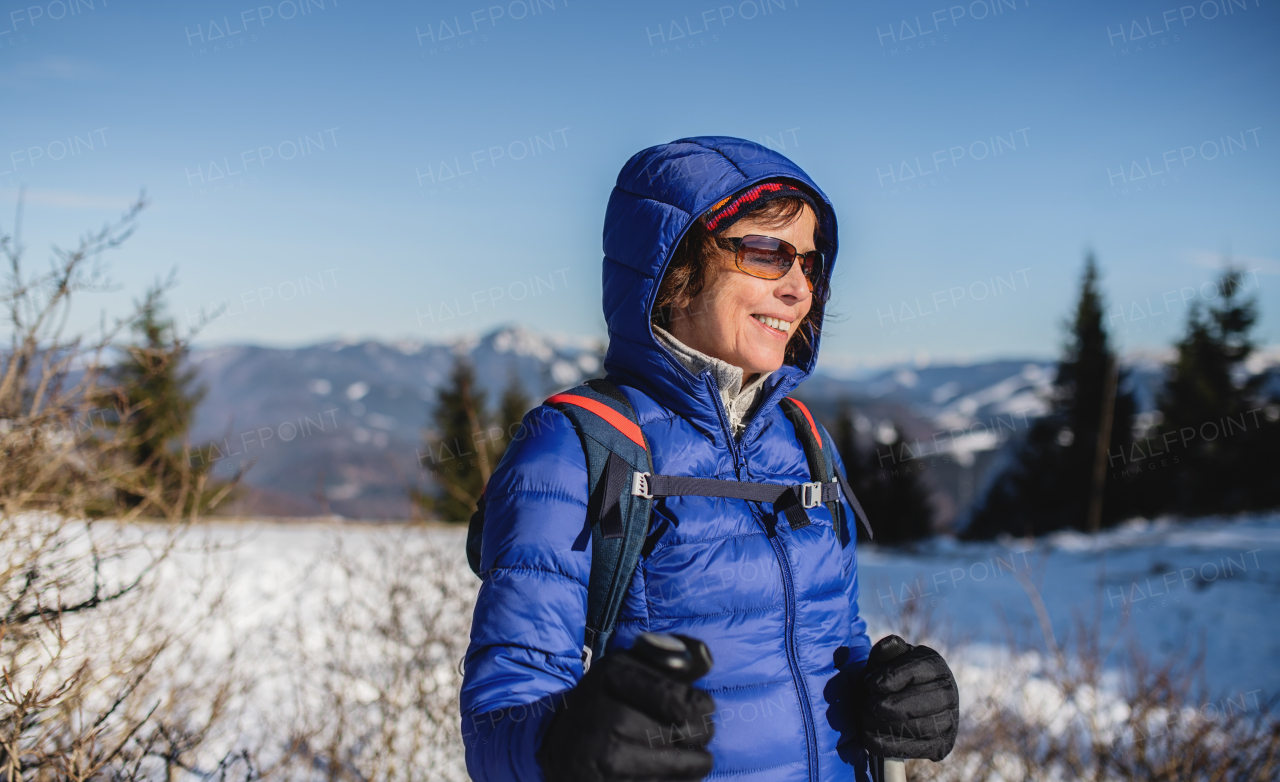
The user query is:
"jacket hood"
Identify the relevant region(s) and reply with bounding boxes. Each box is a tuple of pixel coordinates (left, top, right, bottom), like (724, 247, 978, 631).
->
(600, 136, 839, 442)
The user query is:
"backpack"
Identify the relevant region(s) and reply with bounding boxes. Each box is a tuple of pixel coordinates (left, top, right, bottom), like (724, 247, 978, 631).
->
(466, 377, 872, 671)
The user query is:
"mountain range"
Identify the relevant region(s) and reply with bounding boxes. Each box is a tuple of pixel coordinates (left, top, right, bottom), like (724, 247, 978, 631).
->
(189, 324, 1193, 523)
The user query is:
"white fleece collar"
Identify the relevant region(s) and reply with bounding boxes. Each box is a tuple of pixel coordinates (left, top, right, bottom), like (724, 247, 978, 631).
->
(652, 324, 773, 438)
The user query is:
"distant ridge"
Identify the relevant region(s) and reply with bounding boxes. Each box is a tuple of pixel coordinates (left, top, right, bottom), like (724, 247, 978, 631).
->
(192, 324, 1272, 521)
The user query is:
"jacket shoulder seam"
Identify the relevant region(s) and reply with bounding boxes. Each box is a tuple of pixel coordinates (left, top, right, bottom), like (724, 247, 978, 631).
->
(619, 602, 785, 622)
(482, 564, 585, 586)
(499, 485, 587, 508)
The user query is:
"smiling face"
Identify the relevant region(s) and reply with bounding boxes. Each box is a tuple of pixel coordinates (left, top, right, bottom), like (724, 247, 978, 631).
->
(666, 204, 817, 378)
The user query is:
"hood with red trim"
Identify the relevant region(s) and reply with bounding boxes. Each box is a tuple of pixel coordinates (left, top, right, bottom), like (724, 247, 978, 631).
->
(598, 136, 839, 434)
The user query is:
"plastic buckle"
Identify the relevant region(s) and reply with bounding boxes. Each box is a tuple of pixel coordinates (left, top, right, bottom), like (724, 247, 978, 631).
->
(630, 471, 653, 499)
(800, 481, 823, 509)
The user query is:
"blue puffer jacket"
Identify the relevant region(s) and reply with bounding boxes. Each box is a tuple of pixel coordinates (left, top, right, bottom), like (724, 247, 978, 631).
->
(461, 137, 872, 782)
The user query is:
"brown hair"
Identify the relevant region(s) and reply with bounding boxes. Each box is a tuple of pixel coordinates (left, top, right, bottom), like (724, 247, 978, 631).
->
(652, 197, 825, 367)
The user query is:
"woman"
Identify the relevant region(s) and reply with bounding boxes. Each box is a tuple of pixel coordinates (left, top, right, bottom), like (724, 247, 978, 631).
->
(461, 137, 958, 782)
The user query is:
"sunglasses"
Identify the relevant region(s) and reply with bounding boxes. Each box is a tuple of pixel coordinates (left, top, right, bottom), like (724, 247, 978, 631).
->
(714, 234, 826, 296)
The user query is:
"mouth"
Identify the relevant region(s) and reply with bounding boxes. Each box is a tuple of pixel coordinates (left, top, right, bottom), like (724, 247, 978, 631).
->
(752, 314, 793, 337)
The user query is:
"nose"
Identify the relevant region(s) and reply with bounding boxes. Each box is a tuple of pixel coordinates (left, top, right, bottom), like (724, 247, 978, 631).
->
(775, 258, 812, 302)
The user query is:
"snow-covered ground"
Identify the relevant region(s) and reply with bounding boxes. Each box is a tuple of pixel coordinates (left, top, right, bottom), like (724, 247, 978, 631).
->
(857, 513, 1280, 700)
(166, 512, 1280, 776)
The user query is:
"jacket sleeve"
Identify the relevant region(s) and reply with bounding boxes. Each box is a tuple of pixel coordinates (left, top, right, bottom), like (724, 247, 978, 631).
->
(825, 424, 873, 668)
(460, 404, 592, 782)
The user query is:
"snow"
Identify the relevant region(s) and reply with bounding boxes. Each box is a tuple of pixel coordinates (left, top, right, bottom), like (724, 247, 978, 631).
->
(184, 512, 1280, 697)
(857, 512, 1280, 699)
(154, 512, 1279, 774)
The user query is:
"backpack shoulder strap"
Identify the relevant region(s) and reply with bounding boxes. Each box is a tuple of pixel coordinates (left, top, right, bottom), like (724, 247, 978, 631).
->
(779, 397, 873, 542)
(466, 490, 487, 577)
(545, 378, 653, 671)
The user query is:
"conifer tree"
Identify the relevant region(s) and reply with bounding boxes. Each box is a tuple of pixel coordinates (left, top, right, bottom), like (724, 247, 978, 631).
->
(1153, 268, 1276, 513)
(419, 357, 496, 522)
(496, 372, 532, 458)
(868, 424, 937, 544)
(965, 254, 1141, 538)
(833, 404, 934, 544)
(104, 286, 210, 512)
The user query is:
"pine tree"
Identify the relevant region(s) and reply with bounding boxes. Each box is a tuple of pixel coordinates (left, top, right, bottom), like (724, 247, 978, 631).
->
(495, 372, 532, 458)
(832, 403, 934, 545)
(419, 357, 496, 522)
(103, 287, 210, 512)
(870, 425, 937, 544)
(1153, 268, 1275, 514)
(964, 254, 1141, 538)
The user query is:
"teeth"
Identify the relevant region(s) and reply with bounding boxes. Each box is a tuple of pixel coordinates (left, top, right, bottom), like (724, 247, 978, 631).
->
(753, 314, 791, 333)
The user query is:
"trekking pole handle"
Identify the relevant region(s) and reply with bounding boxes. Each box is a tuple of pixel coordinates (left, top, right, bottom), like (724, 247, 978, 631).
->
(872, 635, 914, 782)
(631, 632, 714, 683)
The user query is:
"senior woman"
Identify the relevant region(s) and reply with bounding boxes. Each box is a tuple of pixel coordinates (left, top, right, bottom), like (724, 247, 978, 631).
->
(461, 137, 958, 782)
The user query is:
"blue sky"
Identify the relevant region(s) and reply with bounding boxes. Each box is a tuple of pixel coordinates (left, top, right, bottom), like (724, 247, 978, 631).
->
(3, 0, 1278, 369)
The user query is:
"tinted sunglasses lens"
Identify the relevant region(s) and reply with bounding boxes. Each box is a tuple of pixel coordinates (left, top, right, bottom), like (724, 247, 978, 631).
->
(800, 252, 823, 289)
(736, 236, 792, 279)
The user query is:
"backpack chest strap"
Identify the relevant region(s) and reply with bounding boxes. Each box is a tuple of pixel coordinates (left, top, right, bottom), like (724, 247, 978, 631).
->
(631, 471, 840, 507)
(630, 471, 842, 530)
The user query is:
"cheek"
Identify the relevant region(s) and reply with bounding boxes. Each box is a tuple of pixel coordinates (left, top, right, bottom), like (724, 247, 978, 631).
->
(699, 273, 750, 324)
(721, 276, 774, 319)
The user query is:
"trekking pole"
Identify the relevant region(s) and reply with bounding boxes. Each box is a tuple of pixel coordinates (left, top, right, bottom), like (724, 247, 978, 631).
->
(871, 755, 907, 782)
(873, 636, 914, 782)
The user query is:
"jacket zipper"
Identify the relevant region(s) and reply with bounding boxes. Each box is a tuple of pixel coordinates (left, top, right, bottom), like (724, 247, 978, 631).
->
(705, 373, 819, 781)
(771, 535, 820, 781)
(704, 374, 744, 476)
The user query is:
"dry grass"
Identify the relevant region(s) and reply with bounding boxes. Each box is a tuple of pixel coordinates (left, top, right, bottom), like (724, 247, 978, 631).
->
(876, 576, 1280, 782)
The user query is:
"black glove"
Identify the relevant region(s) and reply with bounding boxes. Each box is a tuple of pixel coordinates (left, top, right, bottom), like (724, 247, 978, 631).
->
(539, 633, 716, 782)
(855, 635, 959, 762)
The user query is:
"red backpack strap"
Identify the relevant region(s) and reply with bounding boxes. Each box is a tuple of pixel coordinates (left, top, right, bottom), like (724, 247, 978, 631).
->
(780, 397, 874, 542)
(544, 392, 647, 450)
(542, 379, 654, 669)
(784, 396, 823, 449)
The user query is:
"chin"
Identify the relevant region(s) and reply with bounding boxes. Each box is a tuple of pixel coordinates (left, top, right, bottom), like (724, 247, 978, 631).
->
(744, 352, 786, 375)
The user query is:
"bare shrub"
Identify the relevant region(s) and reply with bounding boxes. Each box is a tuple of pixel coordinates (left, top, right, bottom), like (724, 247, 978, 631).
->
(1, 193, 248, 780)
(906, 583, 1280, 781)
(271, 527, 475, 782)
